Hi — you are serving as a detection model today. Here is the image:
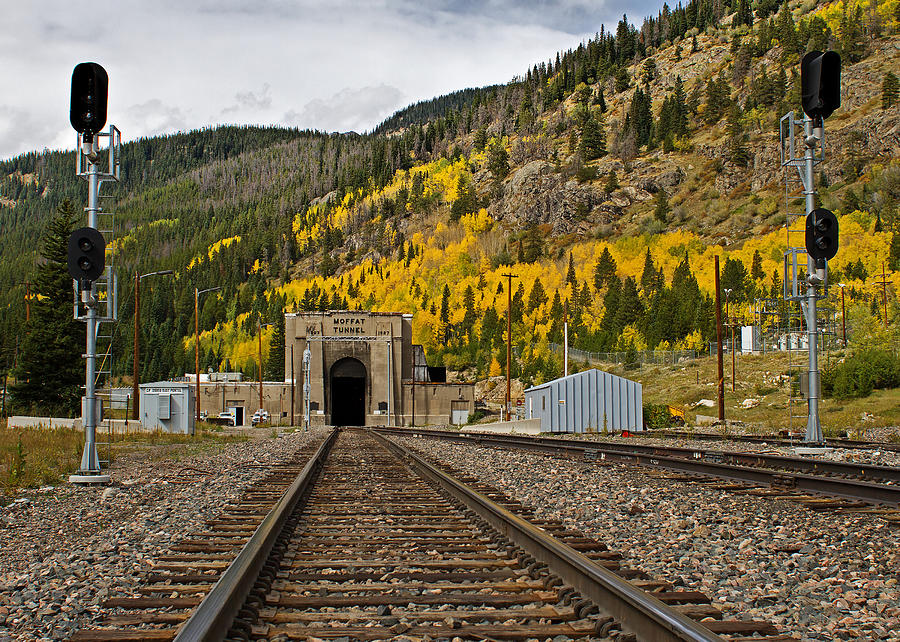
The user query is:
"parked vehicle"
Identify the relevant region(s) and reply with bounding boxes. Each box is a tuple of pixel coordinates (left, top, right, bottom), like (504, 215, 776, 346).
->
(251, 409, 270, 426)
(217, 410, 237, 426)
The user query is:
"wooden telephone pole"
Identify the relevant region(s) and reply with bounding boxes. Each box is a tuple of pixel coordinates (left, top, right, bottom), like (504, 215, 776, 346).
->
(502, 273, 518, 421)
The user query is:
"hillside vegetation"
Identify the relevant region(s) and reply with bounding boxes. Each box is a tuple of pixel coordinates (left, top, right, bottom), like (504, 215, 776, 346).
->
(1, 0, 899, 413)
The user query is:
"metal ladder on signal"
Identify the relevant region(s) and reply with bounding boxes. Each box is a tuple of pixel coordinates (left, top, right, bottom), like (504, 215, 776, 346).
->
(91, 184, 119, 472)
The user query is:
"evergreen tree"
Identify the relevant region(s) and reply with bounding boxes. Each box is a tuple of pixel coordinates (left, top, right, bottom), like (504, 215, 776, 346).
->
(626, 86, 654, 147)
(839, 3, 866, 63)
(776, 0, 799, 61)
(735, 0, 753, 27)
(704, 73, 732, 124)
(722, 257, 749, 301)
(566, 252, 577, 286)
(548, 291, 565, 343)
(487, 137, 509, 182)
(473, 126, 488, 151)
(751, 250, 765, 281)
(265, 314, 286, 381)
(726, 103, 751, 167)
(480, 306, 503, 350)
(889, 231, 900, 271)
(439, 284, 451, 345)
(604, 170, 619, 193)
(615, 277, 643, 328)
(450, 174, 476, 221)
(527, 278, 548, 313)
(579, 114, 607, 160)
(10, 201, 83, 416)
(511, 282, 525, 324)
(593, 247, 617, 289)
(599, 276, 622, 348)
(461, 284, 476, 340)
(883, 72, 899, 110)
(640, 249, 663, 294)
(653, 189, 670, 224)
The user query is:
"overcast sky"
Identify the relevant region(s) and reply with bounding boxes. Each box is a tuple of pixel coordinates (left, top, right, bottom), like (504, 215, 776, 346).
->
(0, 1, 659, 161)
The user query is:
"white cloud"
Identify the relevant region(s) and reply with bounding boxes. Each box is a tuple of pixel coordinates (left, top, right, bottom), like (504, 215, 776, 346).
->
(221, 84, 273, 117)
(0, 1, 663, 160)
(126, 99, 189, 138)
(284, 85, 406, 133)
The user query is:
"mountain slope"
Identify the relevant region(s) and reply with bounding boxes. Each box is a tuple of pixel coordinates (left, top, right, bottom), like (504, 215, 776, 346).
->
(1, 0, 898, 395)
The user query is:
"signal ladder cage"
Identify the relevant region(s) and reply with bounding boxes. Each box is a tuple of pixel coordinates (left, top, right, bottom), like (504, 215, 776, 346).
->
(779, 112, 839, 436)
(73, 126, 121, 471)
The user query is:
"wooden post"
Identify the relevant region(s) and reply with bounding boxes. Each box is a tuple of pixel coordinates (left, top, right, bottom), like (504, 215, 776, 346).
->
(840, 285, 847, 346)
(258, 322, 264, 411)
(715, 256, 725, 423)
(132, 272, 140, 421)
(195, 287, 200, 424)
(502, 273, 517, 421)
(290, 344, 295, 427)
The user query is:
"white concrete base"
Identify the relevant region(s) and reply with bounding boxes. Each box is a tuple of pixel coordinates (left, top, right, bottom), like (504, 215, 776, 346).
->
(792, 447, 834, 455)
(463, 418, 542, 435)
(69, 473, 111, 485)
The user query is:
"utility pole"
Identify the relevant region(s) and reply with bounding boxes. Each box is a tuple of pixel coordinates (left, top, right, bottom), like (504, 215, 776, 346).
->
(715, 256, 725, 424)
(563, 300, 568, 378)
(838, 283, 847, 346)
(290, 344, 295, 427)
(876, 263, 891, 329)
(195, 286, 221, 423)
(724, 288, 736, 393)
(258, 321, 273, 412)
(303, 343, 311, 431)
(502, 273, 517, 421)
(132, 270, 173, 421)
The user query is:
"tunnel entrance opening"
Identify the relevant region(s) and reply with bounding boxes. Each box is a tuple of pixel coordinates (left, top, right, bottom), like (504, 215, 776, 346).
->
(330, 358, 367, 426)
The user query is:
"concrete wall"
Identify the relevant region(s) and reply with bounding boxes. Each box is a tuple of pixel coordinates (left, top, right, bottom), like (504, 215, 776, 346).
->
(8, 417, 164, 434)
(462, 418, 541, 435)
(401, 382, 475, 426)
(199, 381, 294, 424)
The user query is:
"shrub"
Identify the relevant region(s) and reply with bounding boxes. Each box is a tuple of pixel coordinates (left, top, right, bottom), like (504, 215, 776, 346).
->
(643, 403, 673, 429)
(821, 349, 900, 400)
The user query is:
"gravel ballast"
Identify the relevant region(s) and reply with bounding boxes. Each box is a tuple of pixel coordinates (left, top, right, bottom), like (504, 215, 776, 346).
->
(0, 427, 328, 642)
(400, 435, 900, 641)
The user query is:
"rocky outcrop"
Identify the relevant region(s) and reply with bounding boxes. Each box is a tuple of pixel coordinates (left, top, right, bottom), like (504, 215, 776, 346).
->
(495, 160, 620, 235)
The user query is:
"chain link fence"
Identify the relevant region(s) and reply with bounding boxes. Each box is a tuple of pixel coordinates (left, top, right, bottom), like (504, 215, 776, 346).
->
(550, 343, 699, 367)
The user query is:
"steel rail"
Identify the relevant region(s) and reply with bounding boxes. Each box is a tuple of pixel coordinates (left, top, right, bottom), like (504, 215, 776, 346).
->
(638, 430, 900, 453)
(370, 429, 724, 642)
(377, 427, 900, 506)
(173, 428, 338, 642)
(378, 427, 900, 483)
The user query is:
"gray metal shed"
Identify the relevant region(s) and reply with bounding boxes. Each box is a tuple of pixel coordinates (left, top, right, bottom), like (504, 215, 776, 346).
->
(524, 369, 642, 433)
(139, 382, 195, 434)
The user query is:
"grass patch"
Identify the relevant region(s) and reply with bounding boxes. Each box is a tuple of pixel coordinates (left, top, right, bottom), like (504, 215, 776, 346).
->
(1, 426, 84, 493)
(607, 350, 900, 432)
(0, 422, 249, 493)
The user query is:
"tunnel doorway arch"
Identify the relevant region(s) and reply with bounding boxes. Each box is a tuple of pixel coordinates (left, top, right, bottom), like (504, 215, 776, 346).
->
(330, 357, 367, 426)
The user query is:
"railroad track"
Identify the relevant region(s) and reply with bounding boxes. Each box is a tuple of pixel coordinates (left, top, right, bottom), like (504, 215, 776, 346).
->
(71, 428, 788, 641)
(636, 430, 900, 454)
(375, 428, 900, 516)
